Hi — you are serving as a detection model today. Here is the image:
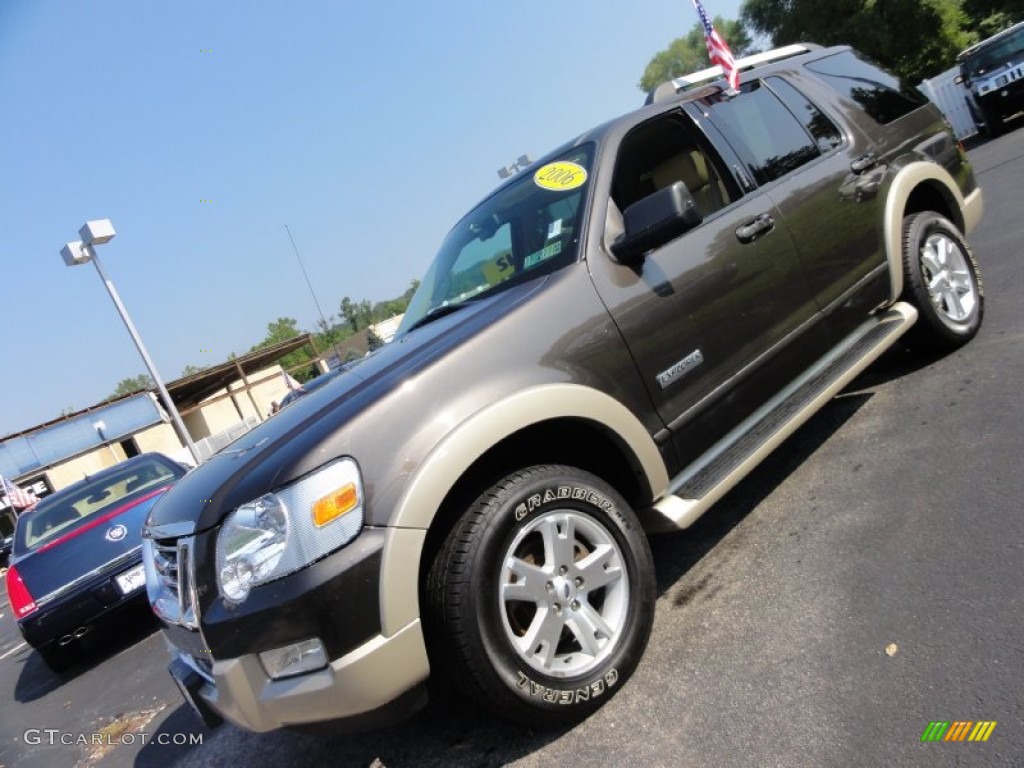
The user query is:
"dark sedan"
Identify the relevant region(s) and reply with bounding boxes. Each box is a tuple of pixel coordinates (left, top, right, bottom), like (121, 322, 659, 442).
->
(4, 453, 186, 672)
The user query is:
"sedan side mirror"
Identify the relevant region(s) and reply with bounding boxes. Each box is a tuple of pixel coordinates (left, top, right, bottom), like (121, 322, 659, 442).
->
(611, 182, 702, 265)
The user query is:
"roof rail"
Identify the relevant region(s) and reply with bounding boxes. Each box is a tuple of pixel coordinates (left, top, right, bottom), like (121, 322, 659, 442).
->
(645, 43, 819, 104)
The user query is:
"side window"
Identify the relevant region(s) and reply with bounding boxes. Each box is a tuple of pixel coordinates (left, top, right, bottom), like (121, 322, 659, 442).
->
(611, 114, 736, 219)
(804, 50, 927, 124)
(698, 81, 821, 185)
(765, 77, 843, 153)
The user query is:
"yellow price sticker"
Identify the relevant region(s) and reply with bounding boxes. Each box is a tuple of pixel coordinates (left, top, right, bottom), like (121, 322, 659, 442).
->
(534, 161, 588, 191)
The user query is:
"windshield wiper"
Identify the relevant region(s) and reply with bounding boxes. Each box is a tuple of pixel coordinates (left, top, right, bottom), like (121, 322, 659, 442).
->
(403, 302, 470, 334)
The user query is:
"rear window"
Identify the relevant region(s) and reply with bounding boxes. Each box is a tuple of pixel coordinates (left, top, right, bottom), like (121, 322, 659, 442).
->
(14, 455, 183, 553)
(805, 50, 927, 124)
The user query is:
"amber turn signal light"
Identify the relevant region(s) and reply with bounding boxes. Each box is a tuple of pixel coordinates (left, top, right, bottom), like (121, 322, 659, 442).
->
(312, 483, 359, 527)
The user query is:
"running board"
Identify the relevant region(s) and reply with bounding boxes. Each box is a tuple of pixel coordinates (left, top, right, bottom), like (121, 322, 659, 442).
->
(642, 302, 918, 533)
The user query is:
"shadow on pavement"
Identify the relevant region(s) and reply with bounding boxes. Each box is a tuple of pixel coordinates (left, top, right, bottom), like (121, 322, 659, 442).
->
(13, 603, 159, 704)
(135, 697, 570, 768)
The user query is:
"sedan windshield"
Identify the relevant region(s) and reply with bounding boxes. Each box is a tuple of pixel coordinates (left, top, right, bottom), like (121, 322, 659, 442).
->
(963, 26, 1024, 78)
(398, 145, 594, 334)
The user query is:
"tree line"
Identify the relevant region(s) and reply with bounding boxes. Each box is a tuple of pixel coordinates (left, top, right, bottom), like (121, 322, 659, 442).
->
(640, 0, 1023, 91)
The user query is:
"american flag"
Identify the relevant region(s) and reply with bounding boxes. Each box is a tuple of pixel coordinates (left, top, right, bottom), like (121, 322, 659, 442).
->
(691, 0, 740, 93)
(1, 474, 38, 512)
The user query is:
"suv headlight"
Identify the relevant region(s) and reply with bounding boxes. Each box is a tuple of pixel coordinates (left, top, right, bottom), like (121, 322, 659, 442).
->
(215, 458, 364, 603)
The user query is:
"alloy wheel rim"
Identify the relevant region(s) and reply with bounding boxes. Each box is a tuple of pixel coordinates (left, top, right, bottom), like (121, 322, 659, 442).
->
(920, 232, 977, 324)
(499, 509, 628, 678)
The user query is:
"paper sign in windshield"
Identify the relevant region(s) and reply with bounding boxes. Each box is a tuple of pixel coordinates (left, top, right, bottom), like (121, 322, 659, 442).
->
(482, 252, 515, 284)
(534, 162, 588, 191)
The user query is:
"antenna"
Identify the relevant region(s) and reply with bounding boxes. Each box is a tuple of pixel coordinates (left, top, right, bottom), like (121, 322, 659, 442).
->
(285, 224, 331, 335)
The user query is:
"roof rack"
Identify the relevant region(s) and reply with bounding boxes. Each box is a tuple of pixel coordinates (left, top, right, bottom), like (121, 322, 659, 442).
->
(645, 43, 819, 104)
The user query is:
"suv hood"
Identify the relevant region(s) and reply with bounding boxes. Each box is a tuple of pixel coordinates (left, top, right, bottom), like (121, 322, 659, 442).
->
(146, 279, 547, 535)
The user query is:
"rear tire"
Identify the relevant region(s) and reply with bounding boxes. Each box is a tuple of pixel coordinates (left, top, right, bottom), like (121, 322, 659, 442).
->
(426, 465, 655, 726)
(901, 212, 983, 352)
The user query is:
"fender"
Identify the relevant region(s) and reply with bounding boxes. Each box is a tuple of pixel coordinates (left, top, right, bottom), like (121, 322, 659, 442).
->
(883, 161, 984, 303)
(378, 383, 668, 635)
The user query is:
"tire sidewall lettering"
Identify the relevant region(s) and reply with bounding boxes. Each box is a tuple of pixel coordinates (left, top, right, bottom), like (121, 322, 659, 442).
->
(513, 485, 615, 522)
(515, 668, 620, 705)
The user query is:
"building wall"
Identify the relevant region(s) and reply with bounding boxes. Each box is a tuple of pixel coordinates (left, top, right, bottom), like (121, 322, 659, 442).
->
(133, 423, 183, 456)
(11, 366, 293, 496)
(240, 366, 289, 416)
(45, 443, 127, 491)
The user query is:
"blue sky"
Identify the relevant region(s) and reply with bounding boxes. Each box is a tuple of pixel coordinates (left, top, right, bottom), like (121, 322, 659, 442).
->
(0, 0, 743, 437)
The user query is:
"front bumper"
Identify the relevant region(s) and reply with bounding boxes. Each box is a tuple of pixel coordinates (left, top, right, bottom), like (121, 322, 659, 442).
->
(170, 619, 429, 732)
(156, 525, 431, 731)
(977, 78, 1024, 120)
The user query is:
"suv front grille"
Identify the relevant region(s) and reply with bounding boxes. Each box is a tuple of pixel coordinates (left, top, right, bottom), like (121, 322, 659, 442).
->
(144, 536, 199, 629)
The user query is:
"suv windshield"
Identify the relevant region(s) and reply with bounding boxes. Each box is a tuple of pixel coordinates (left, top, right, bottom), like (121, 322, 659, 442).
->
(962, 24, 1024, 78)
(398, 145, 593, 334)
(14, 455, 183, 553)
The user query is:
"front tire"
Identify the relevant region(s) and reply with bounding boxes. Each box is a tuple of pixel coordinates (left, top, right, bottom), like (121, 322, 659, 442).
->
(901, 212, 983, 352)
(980, 104, 1004, 138)
(426, 465, 655, 725)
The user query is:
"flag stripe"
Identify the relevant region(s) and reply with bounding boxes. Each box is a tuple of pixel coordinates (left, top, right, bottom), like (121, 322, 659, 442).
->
(1, 475, 37, 511)
(690, 0, 740, 91)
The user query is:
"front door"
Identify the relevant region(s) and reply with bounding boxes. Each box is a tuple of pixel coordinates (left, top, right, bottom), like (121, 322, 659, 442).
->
(588, 112, 825, 466)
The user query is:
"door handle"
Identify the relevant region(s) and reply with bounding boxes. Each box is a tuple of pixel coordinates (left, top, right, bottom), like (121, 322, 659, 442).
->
(850, 152, 878, 175)
(735, 214, 775, 244)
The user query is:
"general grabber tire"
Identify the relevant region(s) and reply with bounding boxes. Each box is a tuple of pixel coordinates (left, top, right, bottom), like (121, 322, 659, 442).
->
(901, 212, 984, 352)
(426, 465, 655, 726)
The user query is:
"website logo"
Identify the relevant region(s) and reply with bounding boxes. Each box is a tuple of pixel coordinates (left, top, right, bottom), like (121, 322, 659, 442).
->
(921, 721, 997, 742)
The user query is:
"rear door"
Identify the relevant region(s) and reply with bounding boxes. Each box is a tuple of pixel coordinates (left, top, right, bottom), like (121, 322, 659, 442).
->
(690, 74, 891, 337)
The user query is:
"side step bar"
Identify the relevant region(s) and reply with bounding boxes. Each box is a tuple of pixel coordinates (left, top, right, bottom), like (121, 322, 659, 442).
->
(642, 302, 918, 533)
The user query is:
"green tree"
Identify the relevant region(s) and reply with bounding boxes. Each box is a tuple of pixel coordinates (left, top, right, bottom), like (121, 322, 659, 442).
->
(181, 363, 206, 377)
(740, 0, 972, 82)
(639, 17, 754, 92)
(962, 0, 1024, 37)
(366, 327, 385, 352)
(255, 317, 302, 347)
(250, 317, 316, 382)
(340, 297, 374, 332)
(110, 374, 155, 398)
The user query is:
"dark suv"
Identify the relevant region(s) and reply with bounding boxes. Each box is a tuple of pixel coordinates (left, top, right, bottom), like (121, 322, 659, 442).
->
(957, 20, 1024, 136)
(143, 44, 983, 733)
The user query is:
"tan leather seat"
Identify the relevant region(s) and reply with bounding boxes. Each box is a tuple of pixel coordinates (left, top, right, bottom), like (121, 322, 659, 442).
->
(650, 151, 721, 217)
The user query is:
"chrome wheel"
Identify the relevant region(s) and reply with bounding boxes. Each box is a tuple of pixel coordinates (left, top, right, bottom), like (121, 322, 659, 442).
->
(920, 232, 977, 324)
(499, 509, 628, 678)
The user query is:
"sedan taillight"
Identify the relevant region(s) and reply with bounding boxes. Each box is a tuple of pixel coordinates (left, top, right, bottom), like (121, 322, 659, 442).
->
(5, 565, 38, 619)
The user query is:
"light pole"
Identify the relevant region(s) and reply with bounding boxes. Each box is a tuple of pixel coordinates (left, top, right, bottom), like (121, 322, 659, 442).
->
(60, 219, 203, 465)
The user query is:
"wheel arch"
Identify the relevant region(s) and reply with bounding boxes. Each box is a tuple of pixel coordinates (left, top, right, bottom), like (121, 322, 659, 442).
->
(884, 162, 970, 303)
(379, 384, 668, 636)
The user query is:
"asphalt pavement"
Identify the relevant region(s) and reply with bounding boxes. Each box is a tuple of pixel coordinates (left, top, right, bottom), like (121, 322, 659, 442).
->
(2, 125, 1022, 768)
